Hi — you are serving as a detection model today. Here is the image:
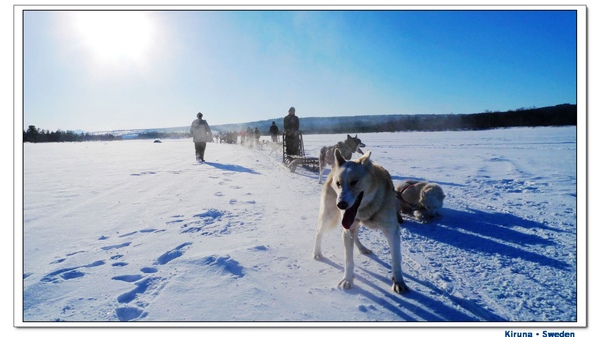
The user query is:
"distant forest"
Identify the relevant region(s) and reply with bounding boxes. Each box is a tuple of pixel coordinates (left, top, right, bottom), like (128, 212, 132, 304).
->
(23, 104, 576, 143)
(212, 104, 577, 135)
(22, 125, 122, 143)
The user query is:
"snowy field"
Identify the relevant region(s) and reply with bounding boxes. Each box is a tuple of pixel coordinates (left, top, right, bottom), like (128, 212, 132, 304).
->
(17, 126, 583, 327)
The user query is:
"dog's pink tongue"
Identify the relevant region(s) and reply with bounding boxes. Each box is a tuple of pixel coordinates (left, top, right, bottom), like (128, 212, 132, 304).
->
(341, 192, 363, 229)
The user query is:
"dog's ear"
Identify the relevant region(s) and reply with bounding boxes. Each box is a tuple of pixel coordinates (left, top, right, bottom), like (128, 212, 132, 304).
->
(347, 134, 351, 139)
(357, 150, 372, 167)
(334, 148, 346, 167)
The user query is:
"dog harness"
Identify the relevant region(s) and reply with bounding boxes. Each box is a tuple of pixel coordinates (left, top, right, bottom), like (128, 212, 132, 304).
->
(396, 182, 426, 211)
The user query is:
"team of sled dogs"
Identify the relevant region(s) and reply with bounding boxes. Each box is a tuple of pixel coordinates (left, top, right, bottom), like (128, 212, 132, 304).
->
(313, 134, 445, 294)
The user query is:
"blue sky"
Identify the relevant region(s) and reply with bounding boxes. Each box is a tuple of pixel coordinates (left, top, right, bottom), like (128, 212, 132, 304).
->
(22, 8, 579, 132)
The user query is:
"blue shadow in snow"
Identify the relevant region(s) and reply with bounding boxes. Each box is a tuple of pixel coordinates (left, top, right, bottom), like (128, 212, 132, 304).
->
(359, 254, 507, 321)
(315, 255, 497, 321)
(204, 162, 260, 175)
(403, 208, 572, 271)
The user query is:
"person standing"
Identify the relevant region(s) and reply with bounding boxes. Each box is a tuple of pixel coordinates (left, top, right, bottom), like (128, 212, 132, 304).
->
(254, 127, 261, 144)
(190, 112, 213, 162)
(269, 121, 280, 142)
(283, 106, 300, 155)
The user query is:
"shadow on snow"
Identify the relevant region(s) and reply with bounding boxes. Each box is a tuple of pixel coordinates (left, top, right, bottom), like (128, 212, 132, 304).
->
(404, 208, 572, 271)
(204, 162, 261, 175)
(314, 205, 572, 322)
(316, 256, 502, 321)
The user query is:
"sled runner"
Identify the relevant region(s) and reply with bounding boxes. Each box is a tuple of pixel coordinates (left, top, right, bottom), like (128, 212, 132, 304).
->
(282, 132, 319, 173)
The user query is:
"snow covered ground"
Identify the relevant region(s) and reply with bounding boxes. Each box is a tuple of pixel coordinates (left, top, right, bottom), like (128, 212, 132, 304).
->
(17, 127, 583, 328)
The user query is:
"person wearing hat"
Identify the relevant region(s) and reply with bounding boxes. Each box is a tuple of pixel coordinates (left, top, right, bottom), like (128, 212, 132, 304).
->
(190, 112, 213, 162)
(283, 107, 300, 155)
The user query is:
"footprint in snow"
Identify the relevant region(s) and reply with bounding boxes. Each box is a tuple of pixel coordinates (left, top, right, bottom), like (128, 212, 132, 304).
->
(200, 254, 245, 278)
(101, 242, 131, 251)
(115, 306, 147, 321)
(130, 171, 157, 176)
(40, 260, 105, 283)
(113, 250, 179, 321)
(141, 267, 158, 273)
(112, 274, 144, 283)
(109, 254, 129, 267)
(229, 199, 256, 205)
(118, 231, 137, 238)
(154, 242, 193, 265)
(180, 209, 231, 234)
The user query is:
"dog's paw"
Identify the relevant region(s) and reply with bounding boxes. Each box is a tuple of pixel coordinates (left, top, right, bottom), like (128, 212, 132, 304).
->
(338, 278, 354, 290)
(313, 252, 324, 260)
(391, 280, 409, 294)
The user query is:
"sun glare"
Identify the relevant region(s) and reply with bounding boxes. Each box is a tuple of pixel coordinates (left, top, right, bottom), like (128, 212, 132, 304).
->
(72, 11, 156, 65)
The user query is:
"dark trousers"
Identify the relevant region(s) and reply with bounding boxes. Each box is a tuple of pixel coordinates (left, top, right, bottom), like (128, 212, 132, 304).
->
(194, 142, 207, 161)
(285, 135, 300, 155)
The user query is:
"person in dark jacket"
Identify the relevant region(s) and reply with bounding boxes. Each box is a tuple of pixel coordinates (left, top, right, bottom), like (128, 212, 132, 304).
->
(283, 107, 300, 155)
(269, 121, 280, 142)
(190, 112, 213, 162)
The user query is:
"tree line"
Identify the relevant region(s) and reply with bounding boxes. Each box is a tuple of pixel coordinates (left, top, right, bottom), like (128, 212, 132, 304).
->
(213, 104, 577, 135)
(24, 104, 577, 143)
(297, 104, 577, 134)
(22, 126, 191, 143)
(23, 125, 122, 143)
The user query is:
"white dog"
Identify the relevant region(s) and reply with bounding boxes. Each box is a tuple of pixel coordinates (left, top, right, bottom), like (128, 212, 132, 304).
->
(264, 140, 282, 156)
(313, 149, 408, 294)
(395, 180, 445, 221)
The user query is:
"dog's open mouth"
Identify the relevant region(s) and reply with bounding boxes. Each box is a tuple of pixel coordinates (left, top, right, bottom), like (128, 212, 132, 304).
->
(357, 146, 364, 155)
(341, 192, 364, 229)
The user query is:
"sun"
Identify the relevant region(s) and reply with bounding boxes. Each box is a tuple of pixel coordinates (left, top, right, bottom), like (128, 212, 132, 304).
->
(71, 11, 157, 65)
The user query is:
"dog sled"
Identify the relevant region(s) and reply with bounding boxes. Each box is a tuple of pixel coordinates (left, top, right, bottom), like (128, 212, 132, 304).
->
(282, 132, 319, 173)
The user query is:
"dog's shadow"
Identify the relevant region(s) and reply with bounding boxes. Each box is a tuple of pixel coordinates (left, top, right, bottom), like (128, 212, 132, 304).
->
(359, 261, 507, 321)
(316, 254, 498, 321)
(403, 207, 572, 270)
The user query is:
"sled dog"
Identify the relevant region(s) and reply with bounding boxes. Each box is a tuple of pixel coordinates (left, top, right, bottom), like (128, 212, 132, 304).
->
(395, 180, 445, 221)
(265, 140, 282, 156)
(318, 134, 366, 184)
(313, 149, 408, 294)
